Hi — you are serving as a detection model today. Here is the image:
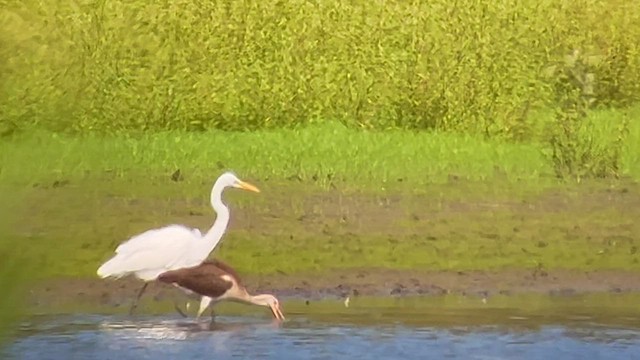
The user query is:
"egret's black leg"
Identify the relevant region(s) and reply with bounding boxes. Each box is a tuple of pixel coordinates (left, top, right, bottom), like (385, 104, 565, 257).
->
(129, 283, 148, 316)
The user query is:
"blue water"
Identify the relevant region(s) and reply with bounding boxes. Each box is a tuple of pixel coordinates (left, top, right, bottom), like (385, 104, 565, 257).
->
(5, 312, 640, 360)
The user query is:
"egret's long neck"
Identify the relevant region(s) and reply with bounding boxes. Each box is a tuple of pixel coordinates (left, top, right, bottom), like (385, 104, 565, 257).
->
(198, 182, 230, 255)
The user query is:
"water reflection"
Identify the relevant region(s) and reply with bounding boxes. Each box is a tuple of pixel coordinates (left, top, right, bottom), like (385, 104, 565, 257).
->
(92, 316, 284, 354)
(97, 316, 283, 335)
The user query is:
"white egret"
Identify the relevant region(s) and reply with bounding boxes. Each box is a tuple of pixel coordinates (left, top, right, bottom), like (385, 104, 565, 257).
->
(96, 171, 260, 314)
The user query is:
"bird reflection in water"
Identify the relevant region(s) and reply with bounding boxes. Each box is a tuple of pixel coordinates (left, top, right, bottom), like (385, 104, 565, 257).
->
(173, 318, 284, 333)
(99, 317, 283, 353)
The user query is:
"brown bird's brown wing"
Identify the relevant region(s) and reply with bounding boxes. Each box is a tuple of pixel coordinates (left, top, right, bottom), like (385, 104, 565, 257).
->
(208, 258, 244, 286)
(158, 262, 233, 299)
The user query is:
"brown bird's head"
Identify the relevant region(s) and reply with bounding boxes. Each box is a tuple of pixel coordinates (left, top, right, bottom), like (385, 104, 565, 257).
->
(253, 294, 285, 321)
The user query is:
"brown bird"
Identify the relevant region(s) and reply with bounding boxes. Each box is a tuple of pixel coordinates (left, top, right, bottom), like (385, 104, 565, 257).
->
(157, 259, 285, 321)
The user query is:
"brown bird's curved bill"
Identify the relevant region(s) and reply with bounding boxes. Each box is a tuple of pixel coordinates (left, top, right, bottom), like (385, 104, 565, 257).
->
(269, 303, 285, 321)
(237, 181, 260, 193)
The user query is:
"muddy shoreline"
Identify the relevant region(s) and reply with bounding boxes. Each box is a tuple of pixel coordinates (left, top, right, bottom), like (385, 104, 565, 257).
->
(27, 267, 640, 312)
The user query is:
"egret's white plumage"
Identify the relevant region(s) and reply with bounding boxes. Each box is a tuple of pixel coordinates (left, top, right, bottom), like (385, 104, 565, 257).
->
(96, 172, 260, 283)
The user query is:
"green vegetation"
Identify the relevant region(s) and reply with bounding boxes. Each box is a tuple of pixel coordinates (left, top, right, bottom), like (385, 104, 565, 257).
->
(2, 106, 639, 189)
(2, 0, 639, 181)
(0, 122, 551, 188)
(2, 0, 639, 135)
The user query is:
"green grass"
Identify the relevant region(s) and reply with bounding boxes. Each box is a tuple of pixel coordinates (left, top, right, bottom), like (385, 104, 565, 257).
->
(2, 106, 639, 189)
(0, 121, 554, 189)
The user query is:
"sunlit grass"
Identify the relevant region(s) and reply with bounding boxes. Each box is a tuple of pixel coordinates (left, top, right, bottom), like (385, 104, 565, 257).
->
(0, 121, 553, 189)
(3, 106, 640, 189)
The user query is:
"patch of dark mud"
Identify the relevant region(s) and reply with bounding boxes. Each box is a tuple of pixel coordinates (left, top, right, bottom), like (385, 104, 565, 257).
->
(244, 268, 640, 299)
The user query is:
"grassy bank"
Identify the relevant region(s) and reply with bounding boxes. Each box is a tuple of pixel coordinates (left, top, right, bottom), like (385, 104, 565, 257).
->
(0, 122, 553, 189)
(1, 118, 639, 283)
(2, 106, 640, 189)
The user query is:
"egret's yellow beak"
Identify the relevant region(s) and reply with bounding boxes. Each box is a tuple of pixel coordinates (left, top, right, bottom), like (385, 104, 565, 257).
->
(237, 180, 260, 193)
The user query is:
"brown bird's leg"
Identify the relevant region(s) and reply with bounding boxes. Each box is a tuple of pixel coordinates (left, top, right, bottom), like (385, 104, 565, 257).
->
(129, 283, 148, 316)
(173, 301, 188, 318)
(209, 306, 216, 323)
(196, 296, 213, 321)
